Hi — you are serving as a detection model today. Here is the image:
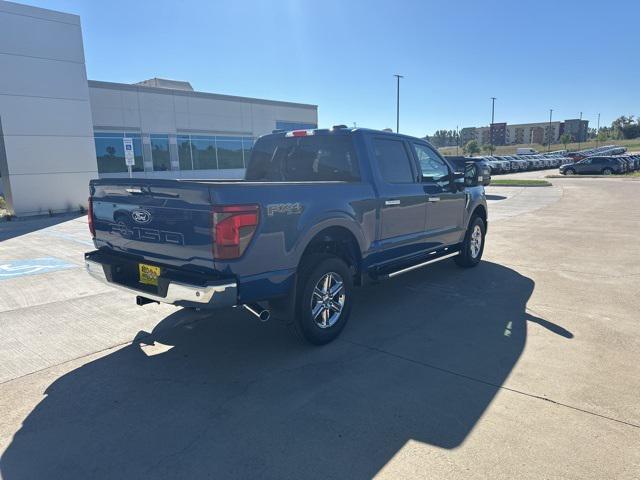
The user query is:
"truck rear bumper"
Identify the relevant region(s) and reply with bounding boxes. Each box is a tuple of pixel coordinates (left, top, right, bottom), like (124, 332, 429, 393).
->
(85, 252, 237, 308)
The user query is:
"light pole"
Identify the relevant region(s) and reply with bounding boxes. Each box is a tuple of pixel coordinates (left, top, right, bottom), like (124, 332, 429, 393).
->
(394, 74, 404, 133)
(578, 111, 583, 151)
(548, 109, 553, 152)
(596, 113, 601, 147)
(456, 125, 459, 155)
(490, 97, 496, 154)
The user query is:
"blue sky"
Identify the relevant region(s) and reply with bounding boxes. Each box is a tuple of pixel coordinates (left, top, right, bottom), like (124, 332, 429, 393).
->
(25, 0, 639, 137)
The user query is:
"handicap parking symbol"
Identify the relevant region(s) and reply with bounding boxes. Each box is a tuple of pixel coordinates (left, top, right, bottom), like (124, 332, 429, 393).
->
(0, 257, 77, 280)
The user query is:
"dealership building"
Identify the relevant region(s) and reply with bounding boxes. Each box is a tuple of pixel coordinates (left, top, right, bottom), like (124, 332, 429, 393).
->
(0, 1, 317, 216)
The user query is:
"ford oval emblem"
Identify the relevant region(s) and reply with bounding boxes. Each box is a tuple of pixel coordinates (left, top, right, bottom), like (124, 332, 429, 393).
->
(131, 209, 152, 224)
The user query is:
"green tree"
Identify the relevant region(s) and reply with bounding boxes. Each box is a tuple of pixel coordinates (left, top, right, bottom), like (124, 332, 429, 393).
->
(611, 115, 640, 139)
(482, 144, 495, 155)
(463, 140, 480, 156)
(560, 133, 572, 150)
(596, 129, 609, 143)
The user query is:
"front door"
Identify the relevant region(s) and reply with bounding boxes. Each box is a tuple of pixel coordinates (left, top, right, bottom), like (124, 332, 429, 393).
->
(576, 158, 593, 174)
(370, 137, 429, 265)
(412, 143, 466, 248)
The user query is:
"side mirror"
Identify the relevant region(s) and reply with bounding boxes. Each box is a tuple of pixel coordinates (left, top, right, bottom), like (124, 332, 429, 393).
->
(452, 171, 466, 191)
(463, 163, 480, 187)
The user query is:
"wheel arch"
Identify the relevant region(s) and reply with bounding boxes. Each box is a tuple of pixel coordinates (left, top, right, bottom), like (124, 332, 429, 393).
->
(297, 224, 364, 283)
(471, 204, 487, 229)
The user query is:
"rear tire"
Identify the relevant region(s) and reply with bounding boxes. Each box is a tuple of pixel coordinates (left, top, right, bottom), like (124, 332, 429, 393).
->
(455, 216, 486, 268)
(287, 254, 353, 345)
(602, 168, 612, 175)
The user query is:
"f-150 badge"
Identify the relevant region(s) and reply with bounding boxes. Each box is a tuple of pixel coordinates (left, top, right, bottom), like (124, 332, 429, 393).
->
(267, 202, 303, 216)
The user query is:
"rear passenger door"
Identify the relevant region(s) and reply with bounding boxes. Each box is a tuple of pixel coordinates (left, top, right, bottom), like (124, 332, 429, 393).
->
(370, 137, 429, 263)
(412, 143, 466, 247)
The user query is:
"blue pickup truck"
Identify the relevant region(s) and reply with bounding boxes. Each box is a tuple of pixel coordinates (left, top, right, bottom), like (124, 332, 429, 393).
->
(85, 127, 488, 344)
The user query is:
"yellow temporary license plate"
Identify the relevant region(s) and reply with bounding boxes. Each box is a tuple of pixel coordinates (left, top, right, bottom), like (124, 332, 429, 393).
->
(138, 263, 160, 286)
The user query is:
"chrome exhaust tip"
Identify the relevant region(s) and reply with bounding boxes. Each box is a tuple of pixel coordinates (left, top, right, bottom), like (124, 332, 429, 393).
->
(242, 304, 271, 322)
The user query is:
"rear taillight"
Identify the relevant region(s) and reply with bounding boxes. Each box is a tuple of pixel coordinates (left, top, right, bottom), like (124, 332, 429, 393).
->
(88, 197, 95, 238)
(212, 205, 259, 260)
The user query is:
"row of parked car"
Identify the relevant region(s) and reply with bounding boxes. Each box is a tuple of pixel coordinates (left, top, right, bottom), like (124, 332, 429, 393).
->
(559, 154, 640, 175)
(566, 145, 627, 161)
(476, 152, 570, 175)
(446, 145, 637, 180)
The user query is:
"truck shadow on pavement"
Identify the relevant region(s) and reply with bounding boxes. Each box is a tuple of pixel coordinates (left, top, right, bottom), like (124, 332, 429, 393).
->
(1, 261, 572, 479)
(0, 213, 84, 242)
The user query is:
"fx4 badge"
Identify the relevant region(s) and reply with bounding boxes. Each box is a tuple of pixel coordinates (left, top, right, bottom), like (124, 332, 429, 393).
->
(267, 202, 303, 216)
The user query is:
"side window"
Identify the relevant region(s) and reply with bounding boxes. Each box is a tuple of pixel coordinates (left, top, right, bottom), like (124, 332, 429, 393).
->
(413, 144, 450, 182)
(372, 138, 415, 184)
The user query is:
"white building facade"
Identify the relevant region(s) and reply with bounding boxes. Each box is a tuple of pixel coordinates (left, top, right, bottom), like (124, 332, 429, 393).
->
(0, 0, 97, 216)
(89, 80, 316, 181)
(0, 1, 317, 216)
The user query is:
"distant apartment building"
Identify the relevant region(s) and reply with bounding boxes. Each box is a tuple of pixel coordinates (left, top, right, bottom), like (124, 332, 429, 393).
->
(562, 119, 589, 142)
(490, 123, 507, 146)
(461, 119, 585, 146)
(460, 127, 477, 145)
(505, 122, 561, 145)
(477, 127, 490, 145)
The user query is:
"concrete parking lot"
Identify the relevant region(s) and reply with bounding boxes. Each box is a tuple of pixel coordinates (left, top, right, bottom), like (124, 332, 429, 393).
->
(0, 175, 639, 479)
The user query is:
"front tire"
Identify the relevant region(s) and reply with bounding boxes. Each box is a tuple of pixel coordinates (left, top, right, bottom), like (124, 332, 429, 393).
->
(288, 254, 353, 345)
(564, 168, 575, 175)
(455, 216, 486, 268)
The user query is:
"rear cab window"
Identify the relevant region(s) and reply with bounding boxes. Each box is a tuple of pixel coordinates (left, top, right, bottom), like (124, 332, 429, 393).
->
(245, 134, 360, 182)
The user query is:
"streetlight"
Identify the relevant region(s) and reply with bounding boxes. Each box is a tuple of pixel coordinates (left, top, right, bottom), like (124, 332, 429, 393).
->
(578, 111, 583, 151)
(596, 113, 601, 147)
(456, 125, 459, 155)
(548, 109, 553, 152)
(490, 97, 496, 154)
(394, 74, 404, 133)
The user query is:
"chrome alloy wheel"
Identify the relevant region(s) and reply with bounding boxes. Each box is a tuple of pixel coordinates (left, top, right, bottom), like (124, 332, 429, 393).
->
(311, 272, 345, 329)
(470, 224, 482, 259)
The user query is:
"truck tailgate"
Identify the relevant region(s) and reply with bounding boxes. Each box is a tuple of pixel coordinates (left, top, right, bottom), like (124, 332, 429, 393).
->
(90, 179, 215, 273)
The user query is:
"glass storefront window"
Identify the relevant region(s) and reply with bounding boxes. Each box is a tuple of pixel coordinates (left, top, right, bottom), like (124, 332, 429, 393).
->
(216, 136, 244, 169)
(242, 137, 254, 167)
(94, 132, 143, 173)
(191, 136, 217, 170)
(150, 134, 171, 171)
(95, 132, 251, 174)
(177, 135, 193, 170)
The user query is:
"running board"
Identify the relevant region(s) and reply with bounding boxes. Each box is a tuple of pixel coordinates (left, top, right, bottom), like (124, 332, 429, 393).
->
(383, 251, 460, 279)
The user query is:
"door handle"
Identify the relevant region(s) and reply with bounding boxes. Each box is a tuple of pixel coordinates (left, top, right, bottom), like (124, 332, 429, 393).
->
(427, 197, 441, 202)
(385, 199, 401, 206)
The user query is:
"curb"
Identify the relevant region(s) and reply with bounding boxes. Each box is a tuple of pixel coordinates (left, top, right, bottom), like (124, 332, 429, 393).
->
(546, 175, 639, 179)
(489, 183, 552, 188)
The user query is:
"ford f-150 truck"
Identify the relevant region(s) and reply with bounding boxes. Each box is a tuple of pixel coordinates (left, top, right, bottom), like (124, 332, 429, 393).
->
(85, 127, 488, 344)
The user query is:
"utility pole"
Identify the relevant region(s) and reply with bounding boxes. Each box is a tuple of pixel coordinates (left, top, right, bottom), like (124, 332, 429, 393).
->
(490, 97, 496, 154)
(456, 125, 459, 155)
(578, 111, 583, 151)
(548, 109, 553, 152)
(394, 74, 404, 133)
(596, 113, 601, 147)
